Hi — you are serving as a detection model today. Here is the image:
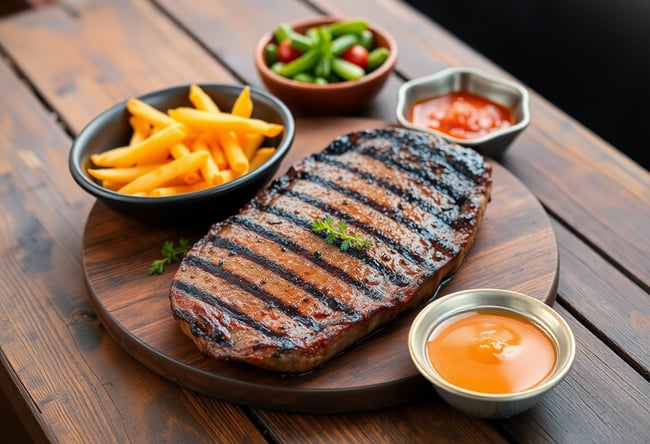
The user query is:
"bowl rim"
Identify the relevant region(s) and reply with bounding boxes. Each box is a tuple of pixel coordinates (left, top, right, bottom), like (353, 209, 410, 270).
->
(254, 15, 398, 92)
(69, 83, 295, 205)
(408, 288, 576, 402)
(395, 67, 531, 146)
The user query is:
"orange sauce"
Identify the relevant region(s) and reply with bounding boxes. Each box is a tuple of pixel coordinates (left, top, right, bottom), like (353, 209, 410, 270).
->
(408, 91, 513, 140)
(427, 310, 556, 394)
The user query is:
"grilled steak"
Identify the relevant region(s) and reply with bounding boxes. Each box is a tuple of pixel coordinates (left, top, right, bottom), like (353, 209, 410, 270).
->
(169, 127, 492, 373)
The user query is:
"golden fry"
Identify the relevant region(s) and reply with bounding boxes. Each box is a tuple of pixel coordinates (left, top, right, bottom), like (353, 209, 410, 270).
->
(150, 180, 212, 196)
(118, 151, 210, 195)
(239, 132, 265, 160)
(215, 168, 244, 184)
(207, 135, 229, 170)
(217, 131, 249, 174)
(101, 180, 122, 191)
(168, 107, 284, 137)
(183, 172, 202, 185)
(126, 98, 176, 127)
(189, 84, 220, 113)
(91, 145, 130, 166)
(249, 147, 276, 170)
(231, 85, 252, 118)
(170, 143, 202, 185)
(192, 135, 222, 185)
(91, 123, 187, 167)
(129, 116, 151, 146)
(158, 175, 190, 187)
(88, 164, 163, 183)
(170, 142, 191, 159)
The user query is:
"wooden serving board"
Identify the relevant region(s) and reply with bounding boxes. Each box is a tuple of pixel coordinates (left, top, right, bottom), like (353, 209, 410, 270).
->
(82, 118, 559, 413)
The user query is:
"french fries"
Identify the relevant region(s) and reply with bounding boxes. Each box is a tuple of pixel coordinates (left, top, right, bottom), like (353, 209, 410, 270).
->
(118, 151, 210, 195)
(189, 83, 221, 113)
(191, 135, 222, 185)
(91, 123, 188, 168)
(231, 85, 252, 118)
(168, 107, 284, 137)
(87, 84, 281, 196)
(216, 131, 249, 174)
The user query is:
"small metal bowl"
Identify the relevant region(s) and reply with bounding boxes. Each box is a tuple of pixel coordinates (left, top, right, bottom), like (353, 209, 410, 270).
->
(396, 67, 530, 158)
(408, 289, 575, 418)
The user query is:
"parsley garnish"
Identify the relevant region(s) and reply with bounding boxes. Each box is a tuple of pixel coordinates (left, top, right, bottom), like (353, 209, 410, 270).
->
(148, 238, 191, 275)
(312, 216, 372, 251)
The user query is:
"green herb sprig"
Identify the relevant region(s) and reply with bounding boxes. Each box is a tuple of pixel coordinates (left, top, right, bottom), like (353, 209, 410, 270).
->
(148, 238, 191, 275)
(312, 216, 372, 252)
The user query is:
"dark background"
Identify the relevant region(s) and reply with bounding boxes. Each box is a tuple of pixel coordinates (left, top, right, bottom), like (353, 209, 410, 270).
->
(405, 0, 650, 170)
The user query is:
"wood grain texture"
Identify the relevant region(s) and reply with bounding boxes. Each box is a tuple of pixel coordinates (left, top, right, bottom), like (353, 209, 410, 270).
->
(0, 0, 237, 134)
(0, 0, 647, 442)
(552, 220, 649, 376)
(81, 117, 558, 413)
(0, 9, 267, 444)
(256, 399, 508, 444)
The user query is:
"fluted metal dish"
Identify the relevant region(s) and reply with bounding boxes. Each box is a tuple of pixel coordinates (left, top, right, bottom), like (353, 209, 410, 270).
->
(408, 289, 575, 418)
(396, 67, 530, 158)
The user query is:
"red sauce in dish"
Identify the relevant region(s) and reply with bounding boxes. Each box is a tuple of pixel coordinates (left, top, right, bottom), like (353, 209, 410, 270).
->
(408, 91, 513, 140)
(427, 310, 556, 394)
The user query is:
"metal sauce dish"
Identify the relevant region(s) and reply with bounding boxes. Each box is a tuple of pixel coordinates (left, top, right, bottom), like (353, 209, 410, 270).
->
(408, 289, 576, 418)
(396, 67, 531, 158)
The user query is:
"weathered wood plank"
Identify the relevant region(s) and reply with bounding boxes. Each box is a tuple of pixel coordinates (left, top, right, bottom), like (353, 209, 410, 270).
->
(0, 0, 237, 134)
(1, 0, 647, 443)
(256, 401, 508, 444)
(0, 7, 267, 444)
(553, 220, 649, 377)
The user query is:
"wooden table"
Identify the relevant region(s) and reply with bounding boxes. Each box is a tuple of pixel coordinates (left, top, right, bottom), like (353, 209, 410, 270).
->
(0, 0, 648, 442)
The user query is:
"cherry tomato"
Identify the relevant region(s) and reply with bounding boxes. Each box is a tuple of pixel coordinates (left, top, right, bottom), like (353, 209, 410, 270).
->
(341, 44, 369, 70)
(277, 39, 303, 63)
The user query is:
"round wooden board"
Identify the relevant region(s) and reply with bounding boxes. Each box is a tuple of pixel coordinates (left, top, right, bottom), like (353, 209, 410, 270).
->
(82, 118, 559, 413)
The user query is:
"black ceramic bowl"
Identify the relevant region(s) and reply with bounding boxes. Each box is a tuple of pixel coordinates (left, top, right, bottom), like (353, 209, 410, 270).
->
(69, 84, 295, 227)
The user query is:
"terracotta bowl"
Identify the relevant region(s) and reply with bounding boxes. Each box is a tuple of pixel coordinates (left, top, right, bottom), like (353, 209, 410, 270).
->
(254, 16, 398, 116)
(69, 83, 295, 228)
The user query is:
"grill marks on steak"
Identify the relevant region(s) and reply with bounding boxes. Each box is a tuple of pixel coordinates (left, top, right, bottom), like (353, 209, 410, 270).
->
(170, 128, 492, 372)
(286, 161, 461, 258)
